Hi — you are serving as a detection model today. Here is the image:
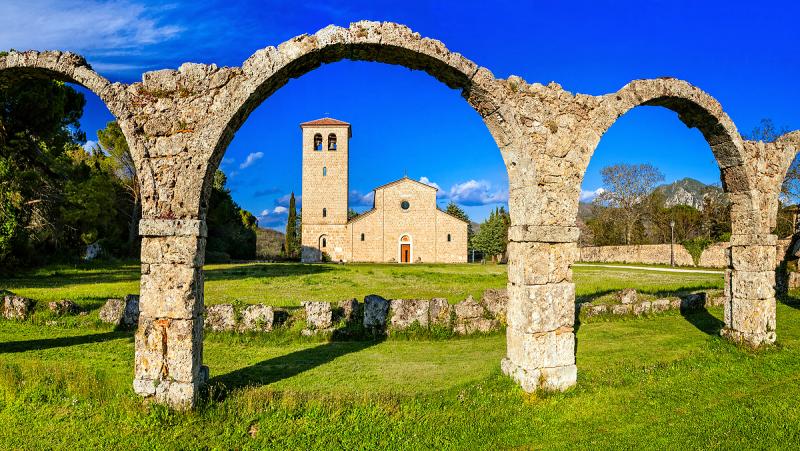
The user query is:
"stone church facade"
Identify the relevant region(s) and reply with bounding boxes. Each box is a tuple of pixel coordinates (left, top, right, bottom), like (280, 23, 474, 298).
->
(300, 118, 468, 263)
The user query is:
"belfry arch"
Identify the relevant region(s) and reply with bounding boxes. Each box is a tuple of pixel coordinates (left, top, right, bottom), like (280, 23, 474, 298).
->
(2, 20, 798, 409)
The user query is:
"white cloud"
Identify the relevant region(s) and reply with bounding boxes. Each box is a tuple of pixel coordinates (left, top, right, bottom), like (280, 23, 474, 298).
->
(272, 206, 288, 214)
(580, 188, 605, 202)
(446, 180, 508, 206)
(83, 140, 97, 152)
(239, 152, 264, 169)
(349, 190, 374, 207)
(221, 157, 235, 166)
(275, 193, 300, 208)
(259, 209, 270, 217)
(418, 176, 441, 191)
(0, 1, 182, 56)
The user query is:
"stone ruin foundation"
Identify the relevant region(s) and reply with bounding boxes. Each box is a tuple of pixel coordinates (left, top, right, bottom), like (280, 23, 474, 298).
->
(1, 20, 799, 409)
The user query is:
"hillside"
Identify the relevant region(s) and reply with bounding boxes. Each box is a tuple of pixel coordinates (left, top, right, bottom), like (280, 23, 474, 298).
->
(255, 228, 285, 259)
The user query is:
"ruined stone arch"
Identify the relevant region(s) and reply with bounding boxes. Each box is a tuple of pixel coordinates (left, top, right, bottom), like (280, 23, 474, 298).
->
(588, 78, 750, 196)
(196, 20, 511, 220)
(0, 50, 141, 168)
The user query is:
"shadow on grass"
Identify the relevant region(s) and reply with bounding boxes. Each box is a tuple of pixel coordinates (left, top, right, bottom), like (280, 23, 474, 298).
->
(680, 307, 724, 336)
(778, 294, 800, 311)
(203, 263, 333, 282)
(206, 339, 380, 400)
(0, 330, 131, 354)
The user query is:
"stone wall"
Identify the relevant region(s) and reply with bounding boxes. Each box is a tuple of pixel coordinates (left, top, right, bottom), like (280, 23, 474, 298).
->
(580, 240, 793, 268)
(579, 244, 694, 266)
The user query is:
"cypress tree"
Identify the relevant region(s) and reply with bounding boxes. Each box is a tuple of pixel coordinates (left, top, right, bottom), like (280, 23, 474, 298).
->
(285, 192, 297, 258)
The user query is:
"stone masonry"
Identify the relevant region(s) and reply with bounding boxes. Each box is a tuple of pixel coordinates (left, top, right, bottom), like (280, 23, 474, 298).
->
(2, 21, 799, 409)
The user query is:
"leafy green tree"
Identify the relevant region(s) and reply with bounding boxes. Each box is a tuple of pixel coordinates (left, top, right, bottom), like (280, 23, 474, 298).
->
(471, 207, 510, 262)
(97, 121, 139, 254)
(205, 170, 258, 261)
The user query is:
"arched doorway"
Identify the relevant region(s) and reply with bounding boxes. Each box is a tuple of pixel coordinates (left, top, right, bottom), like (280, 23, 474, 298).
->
(399, 234, 412, 263)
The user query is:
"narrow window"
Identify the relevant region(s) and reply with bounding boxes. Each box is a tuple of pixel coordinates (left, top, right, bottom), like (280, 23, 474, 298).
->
(361, 233, 365, 241)
(313, 133, 323, 151)
(322, 208, 327, 218)
(328, 133, 337, 150)
(447, 233, 451, 242)
(323, 166, 327, 176)
(322, 238, 327, 247)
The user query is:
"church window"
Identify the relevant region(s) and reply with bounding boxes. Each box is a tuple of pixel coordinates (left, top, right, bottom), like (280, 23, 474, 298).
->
(328, 133, 337, 150)
(313, 133, 323, 151)
(322, 238, 327, 247)
(401, 200, 410, 210)
(361, 233, 365, 241)
(447, 234, 451, 242)
(323, 166, 327, 176)
(323, 208, 327, 218)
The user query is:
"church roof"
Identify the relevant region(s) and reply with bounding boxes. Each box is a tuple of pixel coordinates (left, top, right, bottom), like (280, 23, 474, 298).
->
(300, 117, 351, 127)
(372, 176, 438, 193)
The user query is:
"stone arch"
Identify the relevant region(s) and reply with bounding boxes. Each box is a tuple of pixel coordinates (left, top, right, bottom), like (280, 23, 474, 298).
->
(0, 51, 139, 164)
(589, 78, 750, 196)
(196, 21, 510, 219)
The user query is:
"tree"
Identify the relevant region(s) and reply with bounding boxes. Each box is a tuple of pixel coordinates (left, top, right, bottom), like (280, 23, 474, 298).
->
(97, 121, 140, 254)
(205, 170, 258, 261)
(445, 201, 473, 240)
(471, 207, 510, 262)
(596, 163, 665, 244)
(285, 192, 298, 258)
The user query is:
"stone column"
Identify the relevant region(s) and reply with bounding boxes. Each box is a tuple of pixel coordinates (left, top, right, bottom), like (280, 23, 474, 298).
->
(133, 218, 208, 409)
(501, 224, 579, 392)
(722, 233, 777, 346)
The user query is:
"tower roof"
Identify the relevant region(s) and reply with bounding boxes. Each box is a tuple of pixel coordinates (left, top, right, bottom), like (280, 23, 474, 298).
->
(300, 117, 351, 127)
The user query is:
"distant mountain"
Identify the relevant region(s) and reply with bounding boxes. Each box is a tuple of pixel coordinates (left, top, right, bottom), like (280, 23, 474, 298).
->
(654, 177, 722, 210)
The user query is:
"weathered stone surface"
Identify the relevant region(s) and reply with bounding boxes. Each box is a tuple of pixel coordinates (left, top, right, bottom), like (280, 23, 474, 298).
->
(302, 301, 333, 331)
(505, 326, 575, 369)
(48, 299, 78, 315)
(453, 295, 499, 334)
(611, 304, 632, 315)
(651, 299, 671, 313)
(390, 299, 430, 329)
(615, 288, 637, 305)
(338, 298, 361, 325)
(579, 244, 694, 267)
(204, 304, 236, 331)
(429, 298, 451, 326)
(633, 301, 651, 316)
(508, 242, 576, 284)
(364, 294, 390, 328)
(238, 304, 274, 332)
(506, 283, 574, 332)
(501, 358, 577, 392)
(99, 296, 139, 327)
(3, 295, 35, 320)
(481, 288, 508, 320)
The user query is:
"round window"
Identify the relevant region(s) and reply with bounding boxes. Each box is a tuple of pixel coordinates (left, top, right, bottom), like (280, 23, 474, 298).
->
(401, 200, 410, 210)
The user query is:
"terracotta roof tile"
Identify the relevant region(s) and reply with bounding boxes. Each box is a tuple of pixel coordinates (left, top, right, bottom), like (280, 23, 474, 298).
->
(300, 117, 351, 127)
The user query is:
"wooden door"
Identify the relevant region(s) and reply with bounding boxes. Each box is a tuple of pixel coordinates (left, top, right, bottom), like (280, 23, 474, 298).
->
(401, 244, 410, 263)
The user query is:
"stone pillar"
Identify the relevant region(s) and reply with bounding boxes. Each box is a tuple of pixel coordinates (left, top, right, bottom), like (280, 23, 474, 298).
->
(133, 218, 208, 409)
(501, 225, 579, 392)
(722, 233, 777, 346)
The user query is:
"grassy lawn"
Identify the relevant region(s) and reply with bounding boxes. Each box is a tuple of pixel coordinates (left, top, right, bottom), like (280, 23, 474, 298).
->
(0, 260, 722, 308)
(3, 262, 797, 449)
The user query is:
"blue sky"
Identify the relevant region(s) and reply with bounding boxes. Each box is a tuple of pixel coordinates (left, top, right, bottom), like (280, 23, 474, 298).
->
(2, 0, 798, 229)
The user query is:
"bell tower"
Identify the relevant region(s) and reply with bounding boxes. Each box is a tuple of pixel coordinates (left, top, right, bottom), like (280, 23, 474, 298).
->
(300, 117, 351, 261)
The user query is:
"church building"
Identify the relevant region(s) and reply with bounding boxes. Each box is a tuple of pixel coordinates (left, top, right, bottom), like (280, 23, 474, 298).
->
(300, 118, 468, 263)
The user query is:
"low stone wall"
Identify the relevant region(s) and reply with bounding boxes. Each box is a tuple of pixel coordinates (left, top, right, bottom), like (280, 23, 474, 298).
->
(581, 240, 793, 268)
(579, 244, 695, 266)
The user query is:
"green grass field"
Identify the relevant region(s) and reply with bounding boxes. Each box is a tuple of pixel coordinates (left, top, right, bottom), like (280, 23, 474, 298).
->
(0, 260, 722, 308)
(2, 262, 799, 449)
